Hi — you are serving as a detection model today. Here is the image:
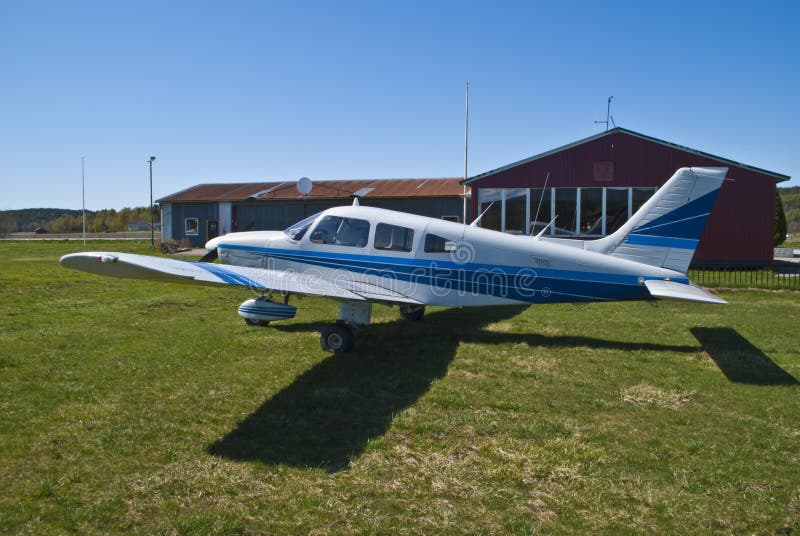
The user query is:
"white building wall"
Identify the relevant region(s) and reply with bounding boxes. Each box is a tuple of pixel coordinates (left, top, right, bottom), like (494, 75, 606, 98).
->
(160, 203, 172, 241)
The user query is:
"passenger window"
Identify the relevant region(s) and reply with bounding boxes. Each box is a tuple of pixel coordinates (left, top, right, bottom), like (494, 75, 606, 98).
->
(309, 216, 370, 247)
(374, 223, 414, 252)
(424, 233, 457, 253)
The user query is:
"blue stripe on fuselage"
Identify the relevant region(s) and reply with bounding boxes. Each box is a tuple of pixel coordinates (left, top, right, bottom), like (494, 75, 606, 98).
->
(215, 243, 688, 303)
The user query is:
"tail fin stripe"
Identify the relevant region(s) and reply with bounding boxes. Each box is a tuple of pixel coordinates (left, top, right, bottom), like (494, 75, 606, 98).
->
(633, 212, 711, 234)
(630, 190, 720, 240)
(624, 234, 699, 250)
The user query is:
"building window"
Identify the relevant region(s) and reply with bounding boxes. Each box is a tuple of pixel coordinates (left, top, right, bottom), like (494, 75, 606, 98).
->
(374, 223, 414, 252)
(593, 161, 614, 181)
(554, 188, 578, 235)
(504, 189, 527, 234)
(478, 189, 502, 231)
(605, 188, 629, 234)
(529, 188, 552, 235)
(309, 216, 370, 247)
(480, 185, 659, 238)
(580, 188, 603, 236)
(185, 218, 199, 236)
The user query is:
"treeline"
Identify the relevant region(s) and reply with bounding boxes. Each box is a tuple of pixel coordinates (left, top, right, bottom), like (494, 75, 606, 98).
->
(0, 207, 159, 236)
(779, 186, 800, 234)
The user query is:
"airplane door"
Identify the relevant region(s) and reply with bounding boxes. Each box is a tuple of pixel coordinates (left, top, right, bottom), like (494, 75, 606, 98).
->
(418, 220, 467, 306)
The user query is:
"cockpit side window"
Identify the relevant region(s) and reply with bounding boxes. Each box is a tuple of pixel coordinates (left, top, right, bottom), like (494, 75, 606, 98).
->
(283, 212, 322, 241)
(309, 216, 370, 248)
(374, 223, 414, 252)
(424, 233, 457, 253)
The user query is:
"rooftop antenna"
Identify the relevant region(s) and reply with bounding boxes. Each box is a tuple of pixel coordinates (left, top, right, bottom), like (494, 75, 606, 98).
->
(594, 96, 615, 131)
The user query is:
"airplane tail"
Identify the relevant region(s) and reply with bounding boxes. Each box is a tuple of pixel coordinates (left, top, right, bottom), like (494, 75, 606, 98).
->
(585, 167, 727, 273)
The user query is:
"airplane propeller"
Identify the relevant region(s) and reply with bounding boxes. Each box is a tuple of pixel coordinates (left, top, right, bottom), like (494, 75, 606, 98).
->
(198, 248, 218, 263)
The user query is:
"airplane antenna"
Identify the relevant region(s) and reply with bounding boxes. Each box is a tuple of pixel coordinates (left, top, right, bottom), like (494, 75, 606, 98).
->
(534, 215, 558, 240)
(594, 96, 614, 131)
(529, 171, 550, 236)
(469, 201, 494, 227)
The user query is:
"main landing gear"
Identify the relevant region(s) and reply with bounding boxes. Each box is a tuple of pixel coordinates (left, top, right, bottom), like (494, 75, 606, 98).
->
(319, 301, 371, 353)
(399, 304, 425, 321)
(320, 324, 356, 353)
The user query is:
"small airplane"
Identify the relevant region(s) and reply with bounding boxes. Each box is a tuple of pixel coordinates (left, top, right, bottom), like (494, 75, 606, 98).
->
(61, 167, 727, 352)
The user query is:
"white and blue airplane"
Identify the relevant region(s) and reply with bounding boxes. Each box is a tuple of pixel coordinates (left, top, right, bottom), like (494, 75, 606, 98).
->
(61, 167, 727, 352)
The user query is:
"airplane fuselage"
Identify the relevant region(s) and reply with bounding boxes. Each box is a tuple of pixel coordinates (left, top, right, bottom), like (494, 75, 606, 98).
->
(207, 205, 686, 307)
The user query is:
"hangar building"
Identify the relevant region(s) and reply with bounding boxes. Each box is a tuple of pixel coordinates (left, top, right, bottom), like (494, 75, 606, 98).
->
(464, 127, 790, 267)
(158, 178, 465, 247)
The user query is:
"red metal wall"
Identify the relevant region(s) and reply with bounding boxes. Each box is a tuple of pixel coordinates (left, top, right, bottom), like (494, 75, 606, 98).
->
(469, 131, 779, 266)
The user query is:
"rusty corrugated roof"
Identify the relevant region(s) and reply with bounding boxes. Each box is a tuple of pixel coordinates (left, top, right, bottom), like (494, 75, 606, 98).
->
(158, 178, 465, 203)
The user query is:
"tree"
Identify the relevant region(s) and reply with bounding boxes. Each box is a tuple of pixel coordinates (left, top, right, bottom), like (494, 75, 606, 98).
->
(0, 211, 15, 237)
(775, 190, 787, 246)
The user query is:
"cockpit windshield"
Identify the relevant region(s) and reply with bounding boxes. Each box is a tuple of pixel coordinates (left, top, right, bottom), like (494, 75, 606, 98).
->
(283, 212, 322, 241)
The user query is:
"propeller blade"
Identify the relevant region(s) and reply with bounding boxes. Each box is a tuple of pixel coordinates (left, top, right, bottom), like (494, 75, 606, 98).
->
(198, 248, 218, 263)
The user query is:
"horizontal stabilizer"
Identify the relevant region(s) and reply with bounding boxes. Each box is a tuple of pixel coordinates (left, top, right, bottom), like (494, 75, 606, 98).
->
(644, 279, 726, 304)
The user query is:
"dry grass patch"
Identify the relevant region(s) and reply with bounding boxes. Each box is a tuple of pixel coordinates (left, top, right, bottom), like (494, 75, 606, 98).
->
(621, 383, 694, 410)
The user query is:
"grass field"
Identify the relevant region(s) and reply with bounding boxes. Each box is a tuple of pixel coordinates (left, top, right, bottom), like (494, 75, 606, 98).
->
(1, 240, 798, 534)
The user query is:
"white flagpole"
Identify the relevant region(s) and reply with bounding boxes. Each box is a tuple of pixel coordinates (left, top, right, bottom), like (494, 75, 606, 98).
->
(463, 81, 469, 224)
(81, 155, 86, 246)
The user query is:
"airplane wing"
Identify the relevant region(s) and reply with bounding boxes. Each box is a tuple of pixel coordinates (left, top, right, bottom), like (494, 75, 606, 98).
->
(644, 279, 727, 304)
(60, 252, 421, 304)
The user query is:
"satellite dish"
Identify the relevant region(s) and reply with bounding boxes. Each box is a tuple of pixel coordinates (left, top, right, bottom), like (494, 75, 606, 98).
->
(297, 177, 313, 196)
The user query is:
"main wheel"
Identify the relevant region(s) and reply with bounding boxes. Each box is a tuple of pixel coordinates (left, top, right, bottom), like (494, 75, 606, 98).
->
(320, 324, 355, 353)
(399, 305, 425, 321)
(244, 318, 270, 327)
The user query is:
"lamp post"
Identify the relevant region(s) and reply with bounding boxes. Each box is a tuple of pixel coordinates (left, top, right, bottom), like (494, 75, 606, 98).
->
(148, 155, 156, 249)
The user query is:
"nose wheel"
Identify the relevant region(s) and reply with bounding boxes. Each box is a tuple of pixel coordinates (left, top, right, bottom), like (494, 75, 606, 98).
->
(320, 324, 355, 353)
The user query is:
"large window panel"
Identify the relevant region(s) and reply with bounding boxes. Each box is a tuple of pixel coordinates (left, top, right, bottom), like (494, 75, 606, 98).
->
(504, 189, 527, 234)
(554, 188, 577, 236)
(309, 215, 370, 247)
(632, 187, 658, 216)
(374, 223, 414, 252)
(580, 188, 603, 236)
(605, 188, 629, 234)
(529, 188, 552, 235)
(478, 188, 502, 231)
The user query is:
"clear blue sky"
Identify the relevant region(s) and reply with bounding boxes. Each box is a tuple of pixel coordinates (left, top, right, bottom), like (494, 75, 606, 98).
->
(1, 0, 798, 210)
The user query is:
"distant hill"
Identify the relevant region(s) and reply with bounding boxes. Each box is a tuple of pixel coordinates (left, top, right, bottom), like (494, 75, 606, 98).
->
(0, 206, 158, 235)
(779, 186, 800, 234)
(2, 208, 83, 232)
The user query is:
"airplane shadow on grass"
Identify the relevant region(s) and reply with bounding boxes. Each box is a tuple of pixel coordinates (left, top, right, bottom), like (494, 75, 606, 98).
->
(208, 306, 700, 473)
(691, 327, 798, 386)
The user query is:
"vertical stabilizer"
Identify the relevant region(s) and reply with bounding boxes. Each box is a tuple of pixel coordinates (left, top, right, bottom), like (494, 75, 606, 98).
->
(586, 167, 727, 273)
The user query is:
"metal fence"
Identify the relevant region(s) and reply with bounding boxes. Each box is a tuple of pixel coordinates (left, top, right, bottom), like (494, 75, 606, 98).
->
(688, 266, 800, 291)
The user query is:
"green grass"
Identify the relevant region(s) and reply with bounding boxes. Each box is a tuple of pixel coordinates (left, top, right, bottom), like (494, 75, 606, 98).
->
(1, 240, 799, 534)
